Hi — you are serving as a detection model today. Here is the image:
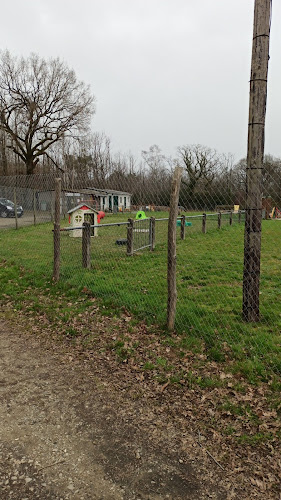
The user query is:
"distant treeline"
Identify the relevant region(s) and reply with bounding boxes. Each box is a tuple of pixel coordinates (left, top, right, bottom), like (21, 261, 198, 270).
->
(1, 133, 280, 210)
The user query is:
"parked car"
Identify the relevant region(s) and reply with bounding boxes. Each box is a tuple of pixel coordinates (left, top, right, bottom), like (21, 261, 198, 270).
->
(0, 198, 24, 218)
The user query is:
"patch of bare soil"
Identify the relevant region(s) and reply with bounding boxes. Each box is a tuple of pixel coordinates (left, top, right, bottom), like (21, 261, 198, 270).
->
(0, 319, 226, 500)
(0, 294, 280, 500)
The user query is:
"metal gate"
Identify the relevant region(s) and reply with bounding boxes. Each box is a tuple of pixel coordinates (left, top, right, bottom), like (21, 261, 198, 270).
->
(133, 217, 152, 252)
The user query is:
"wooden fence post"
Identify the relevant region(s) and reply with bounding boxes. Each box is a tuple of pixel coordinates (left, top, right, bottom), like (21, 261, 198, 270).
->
(149, 217, 156, 251)
(180, 215, 186, 240)
(53, 178, 61, 282)
(230, 211, 233, 226)
(33, 189, 37, 226)
(202, 213, 206, 234)
(127, 218, 134, 256)
(167, 166, 183, 331)
(82, 221, 91, 269)
(243, 0, 271, 322)
(13, 188, 18, 230)
(218, 212, 222, 229)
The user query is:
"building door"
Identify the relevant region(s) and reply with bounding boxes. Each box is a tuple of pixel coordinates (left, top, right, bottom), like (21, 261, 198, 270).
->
(113, 195, 118, 213)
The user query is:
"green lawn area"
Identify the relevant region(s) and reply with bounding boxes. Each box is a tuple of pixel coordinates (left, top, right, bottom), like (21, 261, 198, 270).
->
(1, 211, 281, 381)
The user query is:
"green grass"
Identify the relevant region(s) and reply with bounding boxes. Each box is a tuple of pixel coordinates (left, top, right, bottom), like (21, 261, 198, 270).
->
(0, 212, 281, 382)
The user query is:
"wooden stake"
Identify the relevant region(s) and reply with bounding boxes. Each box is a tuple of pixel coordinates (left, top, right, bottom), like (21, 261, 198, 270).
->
(202, 213, 206, 234)
(13, 187, 18, 230)
(180, 215, 186, 240)
(53, 178, 61, 282)
(230, 211, 233, 226)
(149, 217, 156, 251)
(167, 166, 183, 331)
(82, 221, 91, 269)
(33, 189, 36, 226)
(218, 212, 222, 229)
(127, 218, 134, 256)
(243, 0, 271, 322)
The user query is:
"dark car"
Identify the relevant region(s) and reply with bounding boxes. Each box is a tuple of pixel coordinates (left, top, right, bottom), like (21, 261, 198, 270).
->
(0, 198, 24, 218)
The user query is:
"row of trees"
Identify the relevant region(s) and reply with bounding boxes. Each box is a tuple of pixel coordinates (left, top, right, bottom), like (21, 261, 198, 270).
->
(1, 51, 280, 210)
(1, 129, 281, 210)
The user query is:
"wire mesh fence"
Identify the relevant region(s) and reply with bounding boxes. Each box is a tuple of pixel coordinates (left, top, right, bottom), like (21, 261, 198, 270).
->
(0, 169, 280, 382)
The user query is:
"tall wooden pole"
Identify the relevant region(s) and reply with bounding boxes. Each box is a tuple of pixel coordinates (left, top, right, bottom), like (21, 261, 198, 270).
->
(243, 0, 271, 322)
(167, 166, 183, 331)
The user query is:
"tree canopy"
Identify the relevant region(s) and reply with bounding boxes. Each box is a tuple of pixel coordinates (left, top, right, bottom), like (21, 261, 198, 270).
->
(0, 51, 95, 174)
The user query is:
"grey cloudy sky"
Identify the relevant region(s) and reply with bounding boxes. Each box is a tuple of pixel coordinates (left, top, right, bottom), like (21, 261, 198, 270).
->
(1, 0, 280, 162)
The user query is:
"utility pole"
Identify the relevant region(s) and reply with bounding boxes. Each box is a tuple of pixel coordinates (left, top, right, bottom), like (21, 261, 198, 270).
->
(243, 0, 272, 322)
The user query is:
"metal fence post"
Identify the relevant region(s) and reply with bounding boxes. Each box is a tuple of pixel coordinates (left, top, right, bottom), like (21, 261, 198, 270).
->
(202, 213, 206, 234)
(82, 221, 91, 269)
(218, 212, 221, 229)
(180, 215, 186, 240)
(149, 217, 156, 251)
(127, 218, 134, 256)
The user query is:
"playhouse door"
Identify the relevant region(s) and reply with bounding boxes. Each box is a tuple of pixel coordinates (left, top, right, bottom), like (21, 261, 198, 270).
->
(109, 196, 112, 211)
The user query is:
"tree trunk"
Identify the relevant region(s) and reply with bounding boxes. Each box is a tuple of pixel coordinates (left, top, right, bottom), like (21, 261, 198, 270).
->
(26, 158, 36, 175)
(0, 132, 8, 175)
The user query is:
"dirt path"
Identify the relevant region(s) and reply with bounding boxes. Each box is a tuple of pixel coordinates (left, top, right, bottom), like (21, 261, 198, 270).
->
(0, 319, 227, 500)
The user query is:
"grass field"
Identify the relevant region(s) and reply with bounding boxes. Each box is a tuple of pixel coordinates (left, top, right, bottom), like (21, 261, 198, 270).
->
(1, 211, 281, 382)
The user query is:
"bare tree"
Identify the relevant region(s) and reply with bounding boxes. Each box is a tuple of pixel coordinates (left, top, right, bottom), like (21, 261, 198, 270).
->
(141, 145, 172, 205)
(178, 144, 221, 208)
(0, 51, 95, 174)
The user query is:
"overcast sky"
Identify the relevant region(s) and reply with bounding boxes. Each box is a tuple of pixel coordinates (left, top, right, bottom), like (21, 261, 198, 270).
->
(1, 0, 280, 163)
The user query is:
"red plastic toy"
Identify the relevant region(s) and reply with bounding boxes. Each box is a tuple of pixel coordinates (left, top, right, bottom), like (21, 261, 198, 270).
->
(97, 211, 105, 223)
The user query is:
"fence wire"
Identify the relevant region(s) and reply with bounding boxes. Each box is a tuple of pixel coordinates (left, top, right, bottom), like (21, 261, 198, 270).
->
(0, 169, 280, 382)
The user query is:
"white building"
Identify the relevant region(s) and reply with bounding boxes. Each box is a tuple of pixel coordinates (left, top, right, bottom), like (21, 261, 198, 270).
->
(97, 189, 131, 212)
(65, 188, 131, 213)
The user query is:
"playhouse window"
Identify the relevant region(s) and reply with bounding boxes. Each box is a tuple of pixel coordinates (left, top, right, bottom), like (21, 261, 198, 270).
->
(120, 197, 122, 203)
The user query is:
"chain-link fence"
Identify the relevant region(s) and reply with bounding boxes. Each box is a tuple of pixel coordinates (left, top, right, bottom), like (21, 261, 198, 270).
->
(0, 169, 280, 381)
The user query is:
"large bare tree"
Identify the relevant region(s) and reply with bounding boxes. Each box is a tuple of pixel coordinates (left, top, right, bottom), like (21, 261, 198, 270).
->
(0, 51, 95, 174)
(178, 144, 221, 207)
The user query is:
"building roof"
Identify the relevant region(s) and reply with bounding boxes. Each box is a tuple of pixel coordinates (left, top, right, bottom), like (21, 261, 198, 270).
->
(67, 203, 99, 214)
(60, 187, 132, 197)
(84, 187, 132, 196)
